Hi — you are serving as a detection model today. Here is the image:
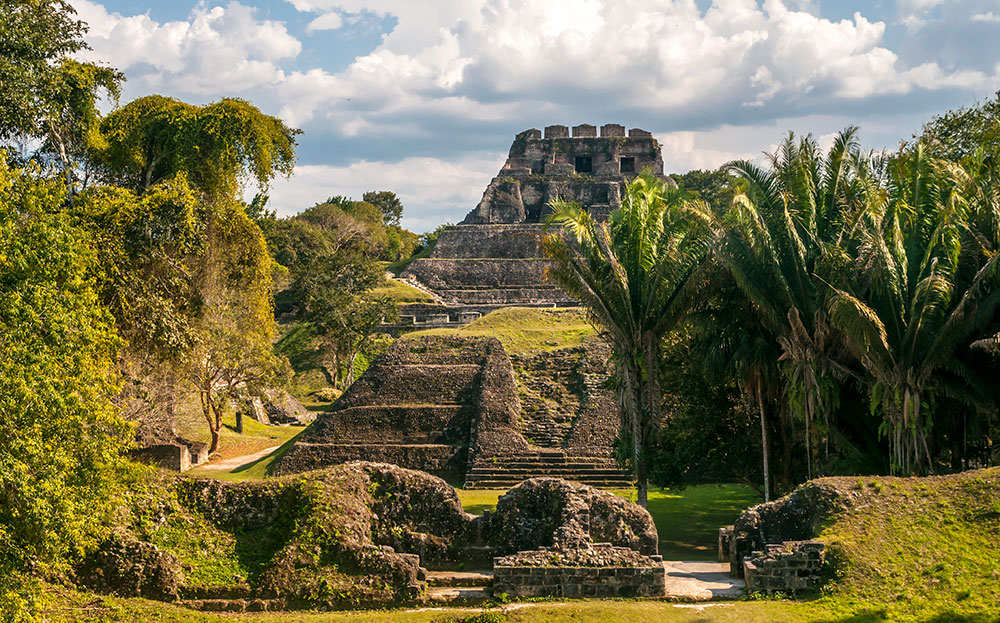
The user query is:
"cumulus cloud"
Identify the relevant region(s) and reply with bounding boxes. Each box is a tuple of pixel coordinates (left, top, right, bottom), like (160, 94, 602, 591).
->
(71, 0, 300, 94)
(275, 0, 998, 135)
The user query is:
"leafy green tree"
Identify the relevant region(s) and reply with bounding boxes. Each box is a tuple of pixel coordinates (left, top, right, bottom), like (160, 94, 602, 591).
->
(362, 190, 404, 226)
(921, 89, 1000, 161)
(827, 144, 1000, 474)
(94, 95, 299, 199)
(0, 0, 86, 141)
(0, 158, 132, 618)
(716, 129, 874, 478)
(544, 171, 711, 507)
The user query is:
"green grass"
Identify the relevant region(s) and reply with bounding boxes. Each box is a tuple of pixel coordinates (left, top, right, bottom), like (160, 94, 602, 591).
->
(456, 485, 759, 561)
(369, 278, 435, 303)
(406, 307, 596, 355)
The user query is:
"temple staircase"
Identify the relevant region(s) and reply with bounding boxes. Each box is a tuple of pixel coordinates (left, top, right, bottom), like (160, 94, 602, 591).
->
(463, 450, 633, 489)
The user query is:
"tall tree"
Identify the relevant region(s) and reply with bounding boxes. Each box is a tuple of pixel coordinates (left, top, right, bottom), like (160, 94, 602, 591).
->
(543, 172, 711, 507)
(363, 190, 404, 226)
(827, 144, 1000, 474)
(715, 129, 873, 477)
(0, 0, 86, 141)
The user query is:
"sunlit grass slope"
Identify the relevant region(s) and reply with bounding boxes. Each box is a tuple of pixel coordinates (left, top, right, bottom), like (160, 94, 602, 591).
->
(406, 306, 596, 355)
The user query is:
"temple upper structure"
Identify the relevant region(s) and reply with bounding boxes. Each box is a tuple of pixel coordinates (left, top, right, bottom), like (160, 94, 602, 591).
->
(462, 124, 665, 224)
(400, 125, 667, 312)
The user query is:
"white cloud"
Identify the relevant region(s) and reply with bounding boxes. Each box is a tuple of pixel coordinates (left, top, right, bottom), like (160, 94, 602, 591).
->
(263, 155, 505, 230)
(274, 0, 994, 130)
(71, 0, 301, 94)
(307, 12, 343, 31)
(972, 12, 1000, 23)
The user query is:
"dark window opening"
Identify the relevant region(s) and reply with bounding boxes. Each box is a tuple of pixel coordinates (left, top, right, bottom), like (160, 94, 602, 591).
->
(574, 156, 592, 173)
(620, 157, 635, 174)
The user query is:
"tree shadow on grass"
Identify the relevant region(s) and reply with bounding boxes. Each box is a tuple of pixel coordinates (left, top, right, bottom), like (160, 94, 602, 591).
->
(808, 609, 1000, 623)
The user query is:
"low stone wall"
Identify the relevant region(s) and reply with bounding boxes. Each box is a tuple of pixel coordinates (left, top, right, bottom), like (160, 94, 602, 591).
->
(743, 541, 825, 594)
(493, 545, 665, 598)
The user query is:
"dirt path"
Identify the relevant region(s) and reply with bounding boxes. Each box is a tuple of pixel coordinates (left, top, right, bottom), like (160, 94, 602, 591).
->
(196, 446, 280, 471)
(662, 561, 744, 600)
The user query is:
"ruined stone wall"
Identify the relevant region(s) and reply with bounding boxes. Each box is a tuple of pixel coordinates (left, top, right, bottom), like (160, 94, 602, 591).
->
(461, 125, 666, 225)
(492, 546, 666, 598)
(400, 125, 670, 307)
(742, 541, 826, 594)
(511, 339, 617, 456)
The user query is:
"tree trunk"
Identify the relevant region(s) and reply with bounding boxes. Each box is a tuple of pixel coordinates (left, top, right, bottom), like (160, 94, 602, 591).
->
(235, 406, 243, 434)
(201, 390, 221, 455)
(621, 358, 647, 508)
(756, 381, 770, 503)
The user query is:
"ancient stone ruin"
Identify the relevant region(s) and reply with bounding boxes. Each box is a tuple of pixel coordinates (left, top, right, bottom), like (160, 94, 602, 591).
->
(79, 464, 661, 610)
(719, 481, 853, 594)
(398, 124, 669, 316)
(274, 335, 631, 488)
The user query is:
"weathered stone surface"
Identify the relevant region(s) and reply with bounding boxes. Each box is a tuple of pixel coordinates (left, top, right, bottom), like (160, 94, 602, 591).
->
(76, 532, 183, 600)
(743, 541, 825, 593)
(727, 482, 855, 577)
(482, 477, 658, 556)
(261, 388, 314, 425)
(493, 545, 666, 598)
(274, 336, 528, 477)
(400, 125, 670, 309)
(276, 335, 628, 486)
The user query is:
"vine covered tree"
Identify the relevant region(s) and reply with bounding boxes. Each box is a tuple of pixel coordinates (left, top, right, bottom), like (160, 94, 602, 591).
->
(94, 95, 299, 199)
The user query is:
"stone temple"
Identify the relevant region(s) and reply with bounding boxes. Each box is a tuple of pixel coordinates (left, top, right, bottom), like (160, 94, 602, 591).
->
(277, 125, 669, 486)
(397, 124, 667, 325)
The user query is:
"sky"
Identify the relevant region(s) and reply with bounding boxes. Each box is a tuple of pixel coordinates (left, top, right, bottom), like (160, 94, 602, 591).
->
(70, 0, 1000, 231)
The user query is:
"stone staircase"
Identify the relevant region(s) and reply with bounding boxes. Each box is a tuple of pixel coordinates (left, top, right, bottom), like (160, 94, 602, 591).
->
(423, 570, 493, 605)
(464, 450, 633, 489)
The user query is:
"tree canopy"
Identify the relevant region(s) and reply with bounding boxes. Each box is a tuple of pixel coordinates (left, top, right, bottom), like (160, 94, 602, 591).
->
(94, 95, 299, 199)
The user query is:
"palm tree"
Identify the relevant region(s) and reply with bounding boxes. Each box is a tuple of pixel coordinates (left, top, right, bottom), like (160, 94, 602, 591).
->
(827, 143, 1000, 474)
(542, 172, 710, 507)
(714, 129, 873, 477)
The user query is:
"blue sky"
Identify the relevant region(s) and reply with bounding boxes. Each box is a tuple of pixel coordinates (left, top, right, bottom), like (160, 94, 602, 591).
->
(71, 0, 1000, 230)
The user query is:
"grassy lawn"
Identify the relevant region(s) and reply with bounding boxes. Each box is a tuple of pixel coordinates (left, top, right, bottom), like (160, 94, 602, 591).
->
(457, 484, 760, 561)
(185, 425, 306, 481)
(369, 278, 435, 303)
(407, 307, 596, 355)
(45, 587, 943, 623)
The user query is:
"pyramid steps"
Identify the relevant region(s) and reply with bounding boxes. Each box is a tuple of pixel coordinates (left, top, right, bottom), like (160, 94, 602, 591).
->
(464, 451, 633, 489)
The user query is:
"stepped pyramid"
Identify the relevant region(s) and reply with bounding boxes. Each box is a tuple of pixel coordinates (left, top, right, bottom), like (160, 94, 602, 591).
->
(275, 335, 633, 489)
(396, 124, 668, 327)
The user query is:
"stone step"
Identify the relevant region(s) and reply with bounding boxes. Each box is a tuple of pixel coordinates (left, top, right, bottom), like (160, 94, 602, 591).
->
(422, 586, 492, 605)
(465, 479, 634, 489)
(425, 571, 493, 587)
(468, 466, 625, 473)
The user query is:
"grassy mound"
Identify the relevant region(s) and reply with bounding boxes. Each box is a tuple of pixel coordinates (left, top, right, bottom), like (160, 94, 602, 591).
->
(813, 468, 1000, 620)
(406, 307, 595, 355)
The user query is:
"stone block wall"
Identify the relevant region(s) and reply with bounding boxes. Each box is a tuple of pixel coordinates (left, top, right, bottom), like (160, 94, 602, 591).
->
(492, 545, 665, 598)
(743, 541, 825, 593)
